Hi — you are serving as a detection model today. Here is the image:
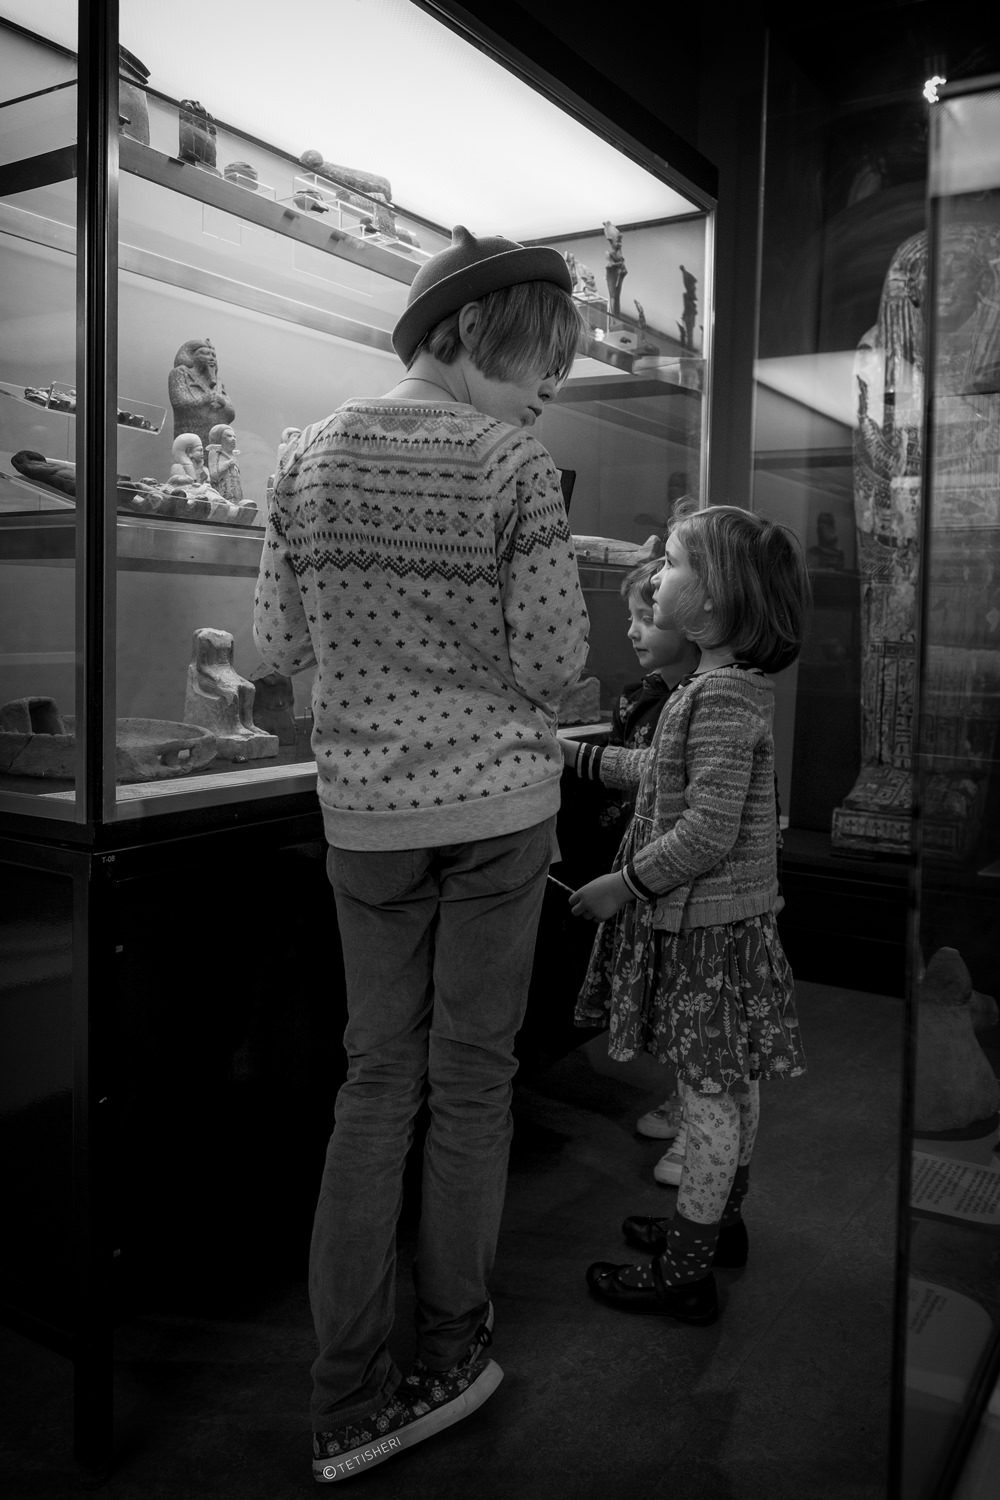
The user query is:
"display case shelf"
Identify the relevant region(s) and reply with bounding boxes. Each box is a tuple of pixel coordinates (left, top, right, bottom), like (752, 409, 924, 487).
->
(0, 507, 263, 575)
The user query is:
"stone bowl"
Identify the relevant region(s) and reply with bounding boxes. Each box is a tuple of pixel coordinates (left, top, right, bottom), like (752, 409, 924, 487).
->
(0, 717, 218, 782)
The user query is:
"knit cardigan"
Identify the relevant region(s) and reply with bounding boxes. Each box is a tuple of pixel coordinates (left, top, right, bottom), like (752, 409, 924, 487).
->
(576, 667, 780, 930)
(253, 398, 589, 850)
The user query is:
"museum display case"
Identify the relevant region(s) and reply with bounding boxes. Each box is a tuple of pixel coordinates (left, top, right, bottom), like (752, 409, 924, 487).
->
(0, 0, 714, 838)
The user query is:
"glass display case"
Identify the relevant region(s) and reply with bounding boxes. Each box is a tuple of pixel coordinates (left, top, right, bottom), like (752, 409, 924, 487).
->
(0, 0, 714, 839)
(901, 72, 1000, 1500)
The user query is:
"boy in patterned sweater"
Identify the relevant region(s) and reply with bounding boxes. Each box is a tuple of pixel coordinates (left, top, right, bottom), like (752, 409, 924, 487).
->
(254, 226, 589, 1483)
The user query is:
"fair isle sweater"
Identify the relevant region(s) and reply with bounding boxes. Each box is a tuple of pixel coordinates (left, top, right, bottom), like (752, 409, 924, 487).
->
(253, 399, 589, 850)
(576, 667, 780, 930)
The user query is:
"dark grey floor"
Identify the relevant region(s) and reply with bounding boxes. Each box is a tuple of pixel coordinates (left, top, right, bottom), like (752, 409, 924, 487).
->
(1, 979, 904, 1499)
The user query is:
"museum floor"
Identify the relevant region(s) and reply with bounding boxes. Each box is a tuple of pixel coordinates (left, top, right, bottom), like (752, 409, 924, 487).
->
(1, 979, 902, 1500)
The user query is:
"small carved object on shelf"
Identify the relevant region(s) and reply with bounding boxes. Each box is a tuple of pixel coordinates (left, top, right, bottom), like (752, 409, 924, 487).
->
(248, 664, 297, 746)
(11, 449, 76, 496)
(183, 628, 278, 761)
(167, 338, 235, 446)
(603, 220, 627, 317)
(223, 161, 258, 191)
(807, 511, 846, 571)
(914, 947, 1000, 1135)
(206, 423, 243, 504)
(118, 46, 150, 145)
(678, 265, 698, 350)
(178, 99, 219, 173)
(298, 148, 396, 237)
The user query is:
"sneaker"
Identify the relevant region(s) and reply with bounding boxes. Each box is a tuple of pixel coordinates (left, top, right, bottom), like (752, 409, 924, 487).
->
(313, 1353, 502, 1483)
(653, 1124, 688, 1186)
(404, 1300, 494, 1393)
(636, 1095, 684, 1140)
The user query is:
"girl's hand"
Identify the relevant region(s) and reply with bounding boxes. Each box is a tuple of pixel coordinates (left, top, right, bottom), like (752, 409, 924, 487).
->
(569, 871, 634, 921)
(557, 734, 580, 769)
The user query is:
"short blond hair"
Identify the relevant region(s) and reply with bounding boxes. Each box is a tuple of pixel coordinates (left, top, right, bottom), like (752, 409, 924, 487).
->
(417, 281, 587, 382)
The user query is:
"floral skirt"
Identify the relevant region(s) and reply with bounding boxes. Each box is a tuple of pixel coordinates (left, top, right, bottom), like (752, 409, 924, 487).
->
(574, 902, 806, 1098)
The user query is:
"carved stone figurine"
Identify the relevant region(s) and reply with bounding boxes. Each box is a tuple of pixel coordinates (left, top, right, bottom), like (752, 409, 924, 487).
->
(603, 220, 627, 317)
(298, 149, 396, 237)
(183, 628, 278, 761)
(914, 948, 1000, 1135)
(164, 433, 231, 520)
(167, 338, 235, 446)
(206, 424, 243, 502)
(248, 664, 297, 746)
(178, 99, 219, 173)
(679, 265, 698, 349)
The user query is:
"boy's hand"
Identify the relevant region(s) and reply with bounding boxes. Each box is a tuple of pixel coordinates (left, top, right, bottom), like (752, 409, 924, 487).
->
(569, 871, 634, 921)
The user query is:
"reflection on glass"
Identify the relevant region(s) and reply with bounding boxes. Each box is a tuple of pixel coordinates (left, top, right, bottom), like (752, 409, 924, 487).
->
(903, 78, 1000, 1500)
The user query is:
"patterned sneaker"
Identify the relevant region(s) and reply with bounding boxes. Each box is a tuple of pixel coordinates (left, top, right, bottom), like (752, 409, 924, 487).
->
(312, 1353, 503, 1483)
(636, 1095, 684, 1140)
(403, 1300, 495, 1397)
(652, 1124, 688, 1186)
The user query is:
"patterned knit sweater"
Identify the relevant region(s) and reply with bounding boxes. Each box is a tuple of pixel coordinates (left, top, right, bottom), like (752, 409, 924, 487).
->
(576, 667, 779, 930)
(253, 399, 589, 850)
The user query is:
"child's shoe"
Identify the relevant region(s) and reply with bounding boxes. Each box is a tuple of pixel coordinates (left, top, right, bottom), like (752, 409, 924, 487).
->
(586, 1258, 718, 1323)
(635, 1094, 684, 1139)
(313, 1354, 502, 1483)
(652, 1123, 688, 1185)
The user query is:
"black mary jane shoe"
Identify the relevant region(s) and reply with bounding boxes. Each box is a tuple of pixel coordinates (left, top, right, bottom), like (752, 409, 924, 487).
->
(621, 1215, 749, 1268)
(586, 1257, 719, 1323)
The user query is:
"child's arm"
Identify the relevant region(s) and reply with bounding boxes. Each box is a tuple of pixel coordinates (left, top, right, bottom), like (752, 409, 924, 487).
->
(557, 735, 650, 787)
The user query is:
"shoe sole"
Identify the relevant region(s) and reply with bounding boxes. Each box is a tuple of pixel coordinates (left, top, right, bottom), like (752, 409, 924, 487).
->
(636, 1122, 680, 1140)
(313, 1361, 503, 1482)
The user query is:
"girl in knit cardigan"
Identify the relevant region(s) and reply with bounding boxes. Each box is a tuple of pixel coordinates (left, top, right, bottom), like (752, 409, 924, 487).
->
(560, 504, 810, 1325)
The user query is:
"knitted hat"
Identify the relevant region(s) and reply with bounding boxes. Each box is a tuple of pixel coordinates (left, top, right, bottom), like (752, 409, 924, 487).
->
(391, 224, 573, 364)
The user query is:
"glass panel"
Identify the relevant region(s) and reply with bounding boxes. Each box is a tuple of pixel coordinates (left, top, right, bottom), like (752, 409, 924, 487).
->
(0, 7, 78, 820)
(101, 0, 710, 816)
(903, 77, 1000, 1500)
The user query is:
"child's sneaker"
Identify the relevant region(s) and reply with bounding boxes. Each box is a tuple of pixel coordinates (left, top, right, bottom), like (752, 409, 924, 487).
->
(404, 1300, 494, 1393)
(636, 1094, 683, 1140)
(313, 1353, 502, 1483)
(653, 1123, 688, 1185)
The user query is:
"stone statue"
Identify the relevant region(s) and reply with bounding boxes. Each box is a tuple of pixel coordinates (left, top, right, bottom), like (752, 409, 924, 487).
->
(248, 664, 297, 745)
(206, 424, 243, 502)
(178, 99, 218, 173)
(118, 47, 150, 145)
(167, 338, 235, 446)
(603, 220, 627, 316)
(678, 265, 698, 349)
(807, 512, 846, 571)
(183, 628, 278, 760)
(298, 148, 395, 236)
(11, 449, 76, 496)
(832, 222, 1000, 860)
(914, 948, 1000, 1134)
(577, 263, 600, 300)
(564, 251, 579, 293)
(277, 425, 301, 465)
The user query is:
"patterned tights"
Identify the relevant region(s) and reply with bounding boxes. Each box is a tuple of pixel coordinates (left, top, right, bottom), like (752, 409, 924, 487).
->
(616, 1079, 760, 1289)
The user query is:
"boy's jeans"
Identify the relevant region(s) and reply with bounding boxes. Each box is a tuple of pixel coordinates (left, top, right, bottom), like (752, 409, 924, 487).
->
(309, 817, 555, 1427)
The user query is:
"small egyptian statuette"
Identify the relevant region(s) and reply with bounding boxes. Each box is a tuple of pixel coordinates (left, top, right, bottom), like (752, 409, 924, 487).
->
(603, 220, 627, 316)
(678, 264, 698, 350)
(206, 423, 244, 503)
(248, 664, 297, 746)
(168, 338, 235, 447)
(183, 628, 278, 760)
(223, 161, 258, 191)
(178, 99, 219, 174)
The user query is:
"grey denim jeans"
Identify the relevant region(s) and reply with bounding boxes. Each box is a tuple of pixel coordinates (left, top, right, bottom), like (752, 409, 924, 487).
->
(309, 817, 555, 1427)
